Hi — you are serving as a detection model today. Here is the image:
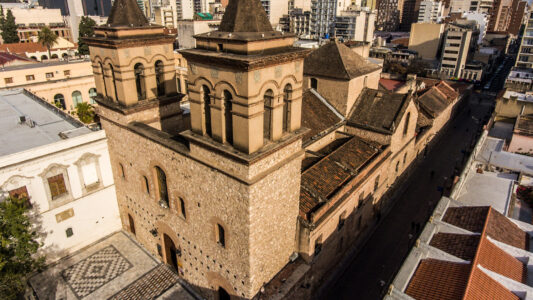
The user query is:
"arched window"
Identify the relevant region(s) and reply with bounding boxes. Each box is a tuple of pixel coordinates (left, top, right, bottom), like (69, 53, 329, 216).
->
(403, 112, 410, 136)
(364, 76, 368, 88)
(202, 85, 212, 136)
(134, 63, 146, 100)
(41, 55, 48, 61)
(51, 54, 58, 59)
(155, 166, 169, 207)
(30, 56, 37, 60)
(54, 94, 65, 109)
(155, 60, 165, 97)
(395, 161, 400, 173)
(109, 64, 119, 101)
(263, 89, 274, 141)
(283, 84, 292, 133)
(311, 78, 318, 89)
(89, 88, 97, 104)
(216, 223, 225, 248)
(374, 175, 380, 192)
(72, 91, 82, 108)
(179, 197, 186, 219)
(99, 62, 107, 97)
(223, 90, 233, 145)
(403, 152, 408, 164)
(62, 53, 68, 58)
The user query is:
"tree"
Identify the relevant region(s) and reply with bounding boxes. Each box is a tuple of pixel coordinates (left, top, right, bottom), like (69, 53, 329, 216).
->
(37, 26, 58, 60)
(0, 196, 45, 299)
(76, 102, 95, 124)
(1, 9, 20, 43)
(0, 6, 5, 30)
(78, 16, 97, 56)
(406, 59, 430, 77)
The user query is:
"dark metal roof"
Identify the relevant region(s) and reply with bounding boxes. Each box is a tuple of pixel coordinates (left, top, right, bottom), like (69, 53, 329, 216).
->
(107, 0, 149, 27)
(304, 40, 381, 80)
(218, 0, 273, 32)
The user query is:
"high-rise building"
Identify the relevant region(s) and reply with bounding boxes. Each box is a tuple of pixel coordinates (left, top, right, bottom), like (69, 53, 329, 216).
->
(439, 23, 474, 78)
(516, 11, 533, 68)
(417, 0, 443, 23)
(310, 0, 351, 39)
(260, 0, 289, 27)
(39, 0, 112, 16)
(177, 0, 194, 19)
(335, 5, 375, 42)
(376, 0, 400, 31)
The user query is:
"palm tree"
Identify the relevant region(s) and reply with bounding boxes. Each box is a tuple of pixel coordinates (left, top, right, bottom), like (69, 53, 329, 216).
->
(37, 26, 58, 60)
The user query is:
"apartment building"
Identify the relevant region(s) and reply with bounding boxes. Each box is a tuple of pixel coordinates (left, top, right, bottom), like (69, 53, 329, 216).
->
(311, 0, 352, 39)
(439, 23, 474, 78)
(408, 23, 445, 59)
(335, 5, 375, 42)
(177, 0, 195, 19)
(3, 6, 72, 43)
(417, 0, 443, 23)
(261, 0, 289, 27)
(153, 0, 178, 28)
(280, 8, 313, 38)
(376, 0, 400, 31)
(516, 11, 533, 68)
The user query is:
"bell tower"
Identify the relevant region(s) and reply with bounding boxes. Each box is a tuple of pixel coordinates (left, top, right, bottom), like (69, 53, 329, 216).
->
(181, 0, 308, 155)
(85, 0, 178, 108)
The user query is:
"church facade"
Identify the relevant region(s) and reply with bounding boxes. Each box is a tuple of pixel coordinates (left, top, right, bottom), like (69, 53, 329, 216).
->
(85, 0, 470, 299)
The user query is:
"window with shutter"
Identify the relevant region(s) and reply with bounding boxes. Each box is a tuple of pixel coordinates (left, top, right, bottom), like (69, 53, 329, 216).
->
(48, 174, 67, 199)
(82, 162, 98, 186)
(9, 186, 31, 208)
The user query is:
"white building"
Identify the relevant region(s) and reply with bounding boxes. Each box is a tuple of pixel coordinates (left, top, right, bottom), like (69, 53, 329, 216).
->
(261, 0, 289, 28)
(335, 5, 375, 42)
(0, 89, 121, 262)
(417, 0, 443, 23)
(177, 19, 220, 48)
(463, 11, 488, 44)
(177, 0, 195, 19)
(153, 0, 178, 28)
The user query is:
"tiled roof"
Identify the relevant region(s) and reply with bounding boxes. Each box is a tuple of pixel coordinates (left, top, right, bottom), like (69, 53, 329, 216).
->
(301, 91, 343, 143)
(405, 259, 470, 300)
(0, 42, 77, 55)
(379, 78, 405, 91)
(107, 0, 149, 27)
(299, 136, 379, 220)
(429, 233, 480, 261)
(218, 0, 273, 32)
(346, 88, 411, 135)
(485, 208, 529, 250)
(464, 268, 520, 300)
(476, 238, 527, 283)
(436, 81, 459, 100)
(391, 37, 409, 47)
(417, 86, 452, 118)
(304, 40, 381, 80)
(0, 52, 32, 65)
(442, 206, 489, 233)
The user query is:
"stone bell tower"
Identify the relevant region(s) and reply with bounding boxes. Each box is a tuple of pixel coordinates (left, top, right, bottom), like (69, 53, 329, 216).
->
(85, 0, 178, 108)
(180, 0, 309, 296)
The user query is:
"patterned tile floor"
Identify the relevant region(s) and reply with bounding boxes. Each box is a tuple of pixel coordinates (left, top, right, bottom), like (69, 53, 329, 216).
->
(29, 231, 195, 300)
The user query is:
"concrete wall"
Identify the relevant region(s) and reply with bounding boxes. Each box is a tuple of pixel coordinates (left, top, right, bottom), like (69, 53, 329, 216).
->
(408, 23, 444, 59)
(0, 131, 121, 262)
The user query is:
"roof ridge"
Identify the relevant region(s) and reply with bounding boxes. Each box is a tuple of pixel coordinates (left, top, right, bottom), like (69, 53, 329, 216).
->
(309, 88, 345, 121)
(462, 208, 492, 300)
(335, 41, 353, 81)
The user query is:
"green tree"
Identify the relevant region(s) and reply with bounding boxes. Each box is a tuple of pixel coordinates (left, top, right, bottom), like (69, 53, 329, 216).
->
(77, 16, 97, 56)
(406, 59, 430, 76)
(0, 6, 6, 30)
(37, 26, 58, 60)
(1, 9, 20, 43)
(0, 196, 45, 299)
(76, 102, 95, 124)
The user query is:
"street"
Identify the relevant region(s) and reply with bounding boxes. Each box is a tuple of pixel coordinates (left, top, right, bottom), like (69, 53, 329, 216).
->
(318, 92, 493, 300)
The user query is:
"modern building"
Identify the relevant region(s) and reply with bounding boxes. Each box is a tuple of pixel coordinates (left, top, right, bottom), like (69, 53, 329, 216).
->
(408, 23, 445, 59)
(516, 11, 533, 69)
(335, 4, 375, 42)
(153, 0, 179, 28)
(280, 8, 313, 38)
(260, 0, 289, 27)
(417, 0, 443, 23)
(1, 6, 73, 43)
(0, 59, 97, 113)
(177, 0, 195, 19)
(376, 0, 400, 31)
(439, 23, 474, 78)
(177, 19, 221, 48)
(82, 0, 473, 298)
(488, 0, 526, 35)
(0, 89, 121, 262)
(311, 0, 352, 39)
(400, 0, 422, 31)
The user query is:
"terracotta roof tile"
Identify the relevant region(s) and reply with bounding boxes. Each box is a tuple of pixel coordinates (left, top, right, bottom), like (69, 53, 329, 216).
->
(0, 43, 76, 56)
(429, 233, 480, 260)
(485, 208, 529, 250)
(477, 238, 527, 283)
(0, 52, 32, 65)
(299, 136, 379, 220)
(442, 206, 490, 233)
(405, 259, 470, 300)
(301, 91, 342, 143)
(347, 89, 411, 135)
(417, 87, 452, 118)
(464, 268, 520, 300)
(379, 78, 405, 91)
(436, 81, 459, 100)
